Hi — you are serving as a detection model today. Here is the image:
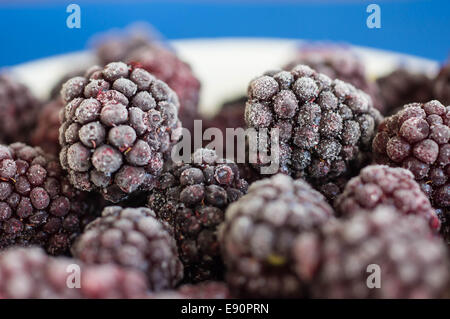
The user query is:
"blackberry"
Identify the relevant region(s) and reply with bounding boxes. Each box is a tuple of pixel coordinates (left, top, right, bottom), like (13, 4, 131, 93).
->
(335, 165, 440, 231)
(31, 99, 64, 155)
(377, 69, 434, 115)
(126, 45, 201, 134)
(0, 247, 148, 298)
(245, 64, 382, 186)
(148, 148, 248, 282)
(372, 101, 449, 237)
(219, 174, 334, 298)
(284, 46, 384, 113)
(59, 62, 182, 203)
(434, 61, 450, 105)
(72, 206, 183, 291)
(150, 281, 231, 299)
(0, 143, 101, 255)
(294, 207, 449, 298)
(0, 75, 41, 144)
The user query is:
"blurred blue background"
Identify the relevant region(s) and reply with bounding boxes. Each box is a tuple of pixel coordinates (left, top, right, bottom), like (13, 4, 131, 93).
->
(0, 0, 449, 67)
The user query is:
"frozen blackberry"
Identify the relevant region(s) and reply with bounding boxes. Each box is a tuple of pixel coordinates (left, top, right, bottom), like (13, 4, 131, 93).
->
(434, 61, 450, 105)
(294, 207, 449, 298)
(150, 281, 231, 299)
(335, 165, 440, 231)
(72, 206, 183, 291)
(148, 148, 248, 282)
(0, 75, 41, 144)
(59, 62, 182, 203)
(372, 101, 449, 236)
(377, 69, 434, 115)
(219, 174, 334, 298)
(31, 99, 63, 155)
(284, 46, 384, 113)
(0, 143, 102, 255)
(126, 45, 201, 134)
(245, 64, 382, 186)
(0, 247, 148, 298)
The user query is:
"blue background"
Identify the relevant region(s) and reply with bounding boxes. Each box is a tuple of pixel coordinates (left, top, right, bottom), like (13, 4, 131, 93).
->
(0, 0, 449, 67)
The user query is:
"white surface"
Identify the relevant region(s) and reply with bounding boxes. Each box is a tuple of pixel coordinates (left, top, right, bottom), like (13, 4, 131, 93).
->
(8, 38, 440, 116)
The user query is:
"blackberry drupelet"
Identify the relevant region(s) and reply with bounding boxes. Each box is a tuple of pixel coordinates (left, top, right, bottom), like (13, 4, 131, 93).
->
(148, 148, 248, 282)
(245, 64, 382, 188)
(0, 247, 148, 298)
(377, 69, 434, 115)
(372, 101, 449, 237)
(294, 207, 449, 298)
(284, 46, 384, 113)
(0, 75, 41, 144)
(335, 165, 440, 231)
(50, 70, 85, 100)
(150, 281, 231, 299)
(126, 45, 201, 134)
(0, 143, 101, 255)
(434, 61, 450, 105)
(59, 62, 182, 203)
(31, 99, 64, 155)
(219, 174, 334, 298)
(72, 206, 183, 291)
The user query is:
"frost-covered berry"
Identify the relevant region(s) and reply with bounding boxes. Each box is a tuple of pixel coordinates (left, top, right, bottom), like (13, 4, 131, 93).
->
(245, 65, 382, 194)
(59, 62, 182, 202)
